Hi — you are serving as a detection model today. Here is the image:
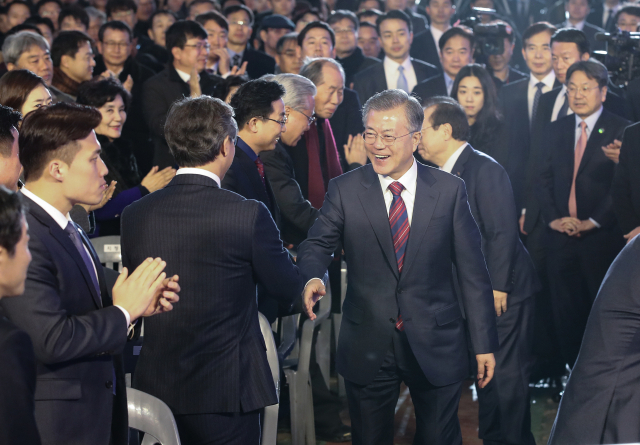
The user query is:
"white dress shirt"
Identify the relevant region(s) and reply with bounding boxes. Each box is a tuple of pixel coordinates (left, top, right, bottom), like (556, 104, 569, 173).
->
(176, 168, 221, 187)
(430, 26, 445, 56)
(377, 158, 418, 225)
(551, 84, 574, 122)
(528, 71, 556, 120)
(574, 106, 604, 227)
(384, 56, 418, 93)
(175, 67, 192, 83)
(444, 73, 455, 96)
(19, 187, 131, 327)
(439, 143, 468, 174)
(564, 19, 585, 30)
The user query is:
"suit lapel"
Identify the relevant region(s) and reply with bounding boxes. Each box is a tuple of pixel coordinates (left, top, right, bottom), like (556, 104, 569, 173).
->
(400, 164, 439, 279)
(578, 111, 608, 177)
(375, 64, 388, 93)
(358, 167, 399, 280)
(451, 145, 472, 177)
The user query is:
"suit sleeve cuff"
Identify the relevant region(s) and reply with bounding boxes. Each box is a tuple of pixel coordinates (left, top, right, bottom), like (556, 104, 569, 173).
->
(303, 277, 325, 294)
(521, 208, 526, 215)
(589, 218, 601, 228)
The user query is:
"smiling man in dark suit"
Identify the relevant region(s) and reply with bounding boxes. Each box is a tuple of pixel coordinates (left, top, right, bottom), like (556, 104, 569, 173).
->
(420, 96, 540, 445)
(538, 59, 630, 369)
(122, 96, 303, 444)
(352, 10, 438, 105)
(298, 89, 498, 444)
(0, 102, 178, 445)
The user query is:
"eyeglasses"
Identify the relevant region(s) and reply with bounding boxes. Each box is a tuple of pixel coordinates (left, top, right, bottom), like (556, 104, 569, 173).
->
(184, 42, 211, 51)
(362, 131, 417, 146)
(102, 41, 131, 49)
(292, 108, 316, 124)
(567, 85, 601, 97)
(333, 27, 356, 35)
(229, 20, 250, 27)
(111, 10, 134, 18)
(261, 115, 288, 127)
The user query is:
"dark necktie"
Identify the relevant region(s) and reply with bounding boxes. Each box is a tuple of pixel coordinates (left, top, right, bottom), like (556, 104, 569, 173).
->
(64, 221, 100, 297)
(531, 81, 545, 124)
(255, 157, 266, 187)
(557, 92, 570, 119)
(388, 182, 410, 331)
(232, 53, 242, 67)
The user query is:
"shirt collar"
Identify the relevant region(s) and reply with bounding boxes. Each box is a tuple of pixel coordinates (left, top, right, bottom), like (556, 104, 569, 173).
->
(440, 143, 468, 173)
(176, 168, 221, 187)
(236, 136, 258, 161)
(20, 187, 71, 230)
(378, 157, 418, 196)
(444, 73, 455, 90)
(383, 55, 412, 71)
(175, 67, 191, 83)
(227, 47, 244, 59)
(529, 70, 556, 89)
(575, 105, 604, 131)
(566, 20, 585, 30)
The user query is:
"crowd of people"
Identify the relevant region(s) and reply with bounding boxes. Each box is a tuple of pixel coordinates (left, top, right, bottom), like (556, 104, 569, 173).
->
(0, 0, 639, 443)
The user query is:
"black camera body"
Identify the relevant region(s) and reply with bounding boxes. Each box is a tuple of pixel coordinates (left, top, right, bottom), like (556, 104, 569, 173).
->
(458, 9, 511, 64)
(594, 30, 640, 85)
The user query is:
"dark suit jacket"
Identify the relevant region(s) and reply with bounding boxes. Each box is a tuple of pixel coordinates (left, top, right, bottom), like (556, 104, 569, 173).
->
(586, 2, 617, 32)
(0, 317, 41, 445)
(627, 77, 640, 122)
(405, 8, 428, 34)
(490, 67, 527, 91)
(142, 65, 222, 168)
(412, 73, 448, 104)
(329, 88, 365, 171)
(297, 162, 499, 387)
(337, 46, 380, 87)
(242, 47, 276, 79)
(352, 58, 439, 106)
(261, 142, 319, 246)
(555, 22, 606, 51)
(612, 122, 640, 234)
(538, 109, 630, 237)
(122, 174, 303, 414)
(451, 146, 540, 304)
(548, 235, 640, 444)
(0, 196, 129, 445)
(409, 27, 442, 71)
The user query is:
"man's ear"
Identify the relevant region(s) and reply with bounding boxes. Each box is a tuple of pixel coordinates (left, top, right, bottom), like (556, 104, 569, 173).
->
(260, 29, 268, 43)
(581, 52, 590, 61)
(171, 46, 182, 62)
(47, 160, 67, 182)
(97, 41, 104, 55)
(147, 28, 154, 40)
(60, 54, 71, 69)
(408, 31, 413, 46)
(6, 62, 16, 71)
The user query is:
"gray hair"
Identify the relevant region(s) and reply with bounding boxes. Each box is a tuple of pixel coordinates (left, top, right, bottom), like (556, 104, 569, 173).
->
(270, 73, 317, 110)
(299, 57, 345, 87)
(362, 89, 424, 132)
(85, 6, 107, 23)
(2, 31, 49, 65)
(566, 59, 609, 89)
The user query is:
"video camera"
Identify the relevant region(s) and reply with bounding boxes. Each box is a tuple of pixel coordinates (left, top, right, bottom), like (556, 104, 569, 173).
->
(593, 30, 640, 85)
(458, 8, 513, 64)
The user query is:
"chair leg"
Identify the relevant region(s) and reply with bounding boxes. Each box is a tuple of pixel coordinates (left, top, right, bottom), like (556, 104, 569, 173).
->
(305, 378, 316, 445)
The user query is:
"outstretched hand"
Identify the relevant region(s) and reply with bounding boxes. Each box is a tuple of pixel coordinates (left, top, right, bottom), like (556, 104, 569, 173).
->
(303, 278, 326, 320)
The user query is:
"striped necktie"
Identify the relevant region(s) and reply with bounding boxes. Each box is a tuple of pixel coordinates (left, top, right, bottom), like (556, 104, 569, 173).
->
(388, 181, 410, 331)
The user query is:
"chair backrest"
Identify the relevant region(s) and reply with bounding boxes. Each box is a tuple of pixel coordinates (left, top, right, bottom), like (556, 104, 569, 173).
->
(126, 387, 181, 445)
(258, 312, 280, 445)
(90, 235, 122, 270)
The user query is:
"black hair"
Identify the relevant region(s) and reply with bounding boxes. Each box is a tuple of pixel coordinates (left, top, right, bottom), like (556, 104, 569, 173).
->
(450, 64, 501, 149)
(358, 21, 378, 34)
(439, 25, 475, 51)
(0, 105, 22, 158)
(357, 9, 382, 21)
(566, 59, 608, 88)
(328, 10, 359, 30)
(0, 185, 25, 256)
(297, 21, 336, 47)
(276, 31, 298, 54)
(35, 0, 62, 13)
(5, 23, 42, 37)
(189, 0, 217, 15)
(213, 74, 248, 101)
(422, 95, 471, 141)
(522, 22, 556, 46)
(6, 1, 31, 14)
(51, 30, 93, 67)
(550, 28, 590, 55)
(98, 20, 133, 41)
(165, 20, 208, 52)
(24, 16, 55, 35)
(195, 10, 229, 31)
(106, 0, 137, 17)
(149, 9, 177, 26)
(220, 0, 245, 8)
(615, 4, 640, 22)
(58, 5, 89, 30)
(356, 0, 384, 10)
(376, 9, 412, 34)
(223, 4, 254, 25)
(76, 77, 132, 110)
(230, 79, 285, 128)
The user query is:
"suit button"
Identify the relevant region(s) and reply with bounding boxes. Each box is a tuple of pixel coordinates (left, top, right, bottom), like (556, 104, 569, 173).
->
(389, 317, 396, 323)
(105, 381, 113, 389)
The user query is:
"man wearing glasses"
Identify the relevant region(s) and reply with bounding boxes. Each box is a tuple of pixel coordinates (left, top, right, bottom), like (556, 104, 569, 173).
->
(298, 89, 498, 443)
(142, 20, 223, 168)
(222, 79, 289, 323)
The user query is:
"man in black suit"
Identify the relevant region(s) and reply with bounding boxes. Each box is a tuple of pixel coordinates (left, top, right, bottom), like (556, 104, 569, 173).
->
(412, 26, 475, 102)
(548, 235, 640, 444)
(329, 10, 380, 86)
(122, 96, 303, 445)
(223, 5, 276, 78)
(586, 0, 621, 31)
(556, 0, 606, 51)
(384, 0, 428, 33)
(142, 20, 223, 168)
(299, 89, 499, 444)
(0, 102, 178, 445)
(409, 0, 455, 69)
(419, 96, 540, 445)
(0, 176, 40, 445)
(628, 76, 640, 122)
(353, 10, 438, 105)
(612, 122, 640, 243)
(538, 60, 630, 368)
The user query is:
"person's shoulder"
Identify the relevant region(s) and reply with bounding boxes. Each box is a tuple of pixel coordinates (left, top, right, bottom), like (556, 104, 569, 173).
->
(410, 58, 438, 71)
(623, 121, 640, 141)
(583, 21, 605, 32)
(417, 161, 464, 188)
(600, 107, 631, 128)
(353, 61, 383, 80)
(246, 47, 275, 62)
(501, 77, 528, 93)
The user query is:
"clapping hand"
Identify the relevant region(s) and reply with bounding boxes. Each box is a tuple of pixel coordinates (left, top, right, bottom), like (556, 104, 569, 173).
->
(142, 274, 180, 316)
(344, 133, 367, 166)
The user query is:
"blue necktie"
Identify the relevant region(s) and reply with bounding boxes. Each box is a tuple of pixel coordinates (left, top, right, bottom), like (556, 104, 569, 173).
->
(397, 66, 408, 93)
(64, 221, 100, 297)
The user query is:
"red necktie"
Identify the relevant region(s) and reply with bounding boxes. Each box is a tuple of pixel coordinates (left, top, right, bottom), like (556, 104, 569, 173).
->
(568, 121, 587, 218)
(389, 182, 410, 331)
(255, 157, 266, 187)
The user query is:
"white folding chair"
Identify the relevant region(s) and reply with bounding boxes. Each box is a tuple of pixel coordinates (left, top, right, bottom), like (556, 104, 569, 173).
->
(126, 387, 181, 445)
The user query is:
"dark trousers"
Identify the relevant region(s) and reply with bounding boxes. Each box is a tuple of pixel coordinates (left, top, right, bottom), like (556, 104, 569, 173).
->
(345, 329, 463, 445)
(478, 298, 536, 445)
(173, 411, 261, 445)
(547, 228, 624, 367)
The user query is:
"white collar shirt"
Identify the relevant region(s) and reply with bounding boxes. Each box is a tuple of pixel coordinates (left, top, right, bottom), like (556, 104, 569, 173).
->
(528, 71, 556, 120)
(440, 143, 468, 173)
(430, 26, 445, 56)
(378, 158, 418, 225)
(176, 168, 221, 187)
(384, 56, 418, 93)
(551, 84, 574, 121)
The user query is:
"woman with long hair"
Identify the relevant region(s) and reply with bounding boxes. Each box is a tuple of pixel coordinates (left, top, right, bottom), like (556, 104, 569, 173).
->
(451, 63, 509, 167)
